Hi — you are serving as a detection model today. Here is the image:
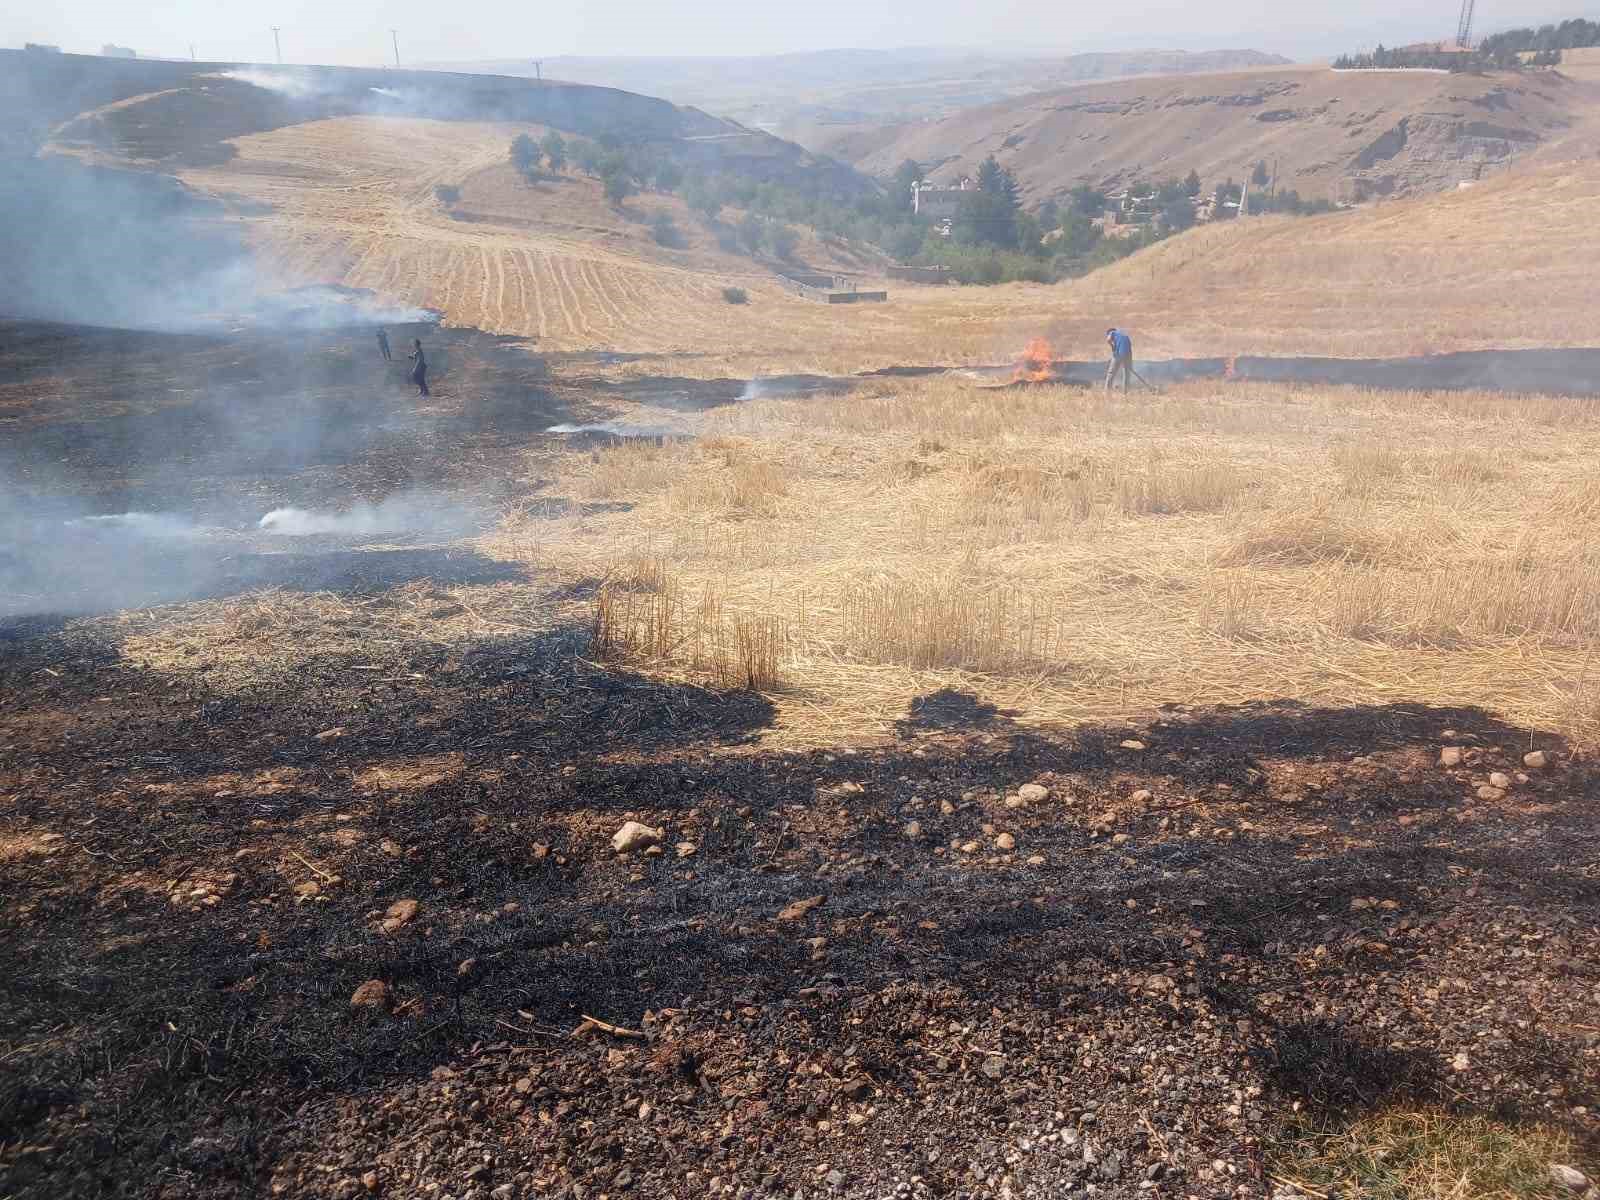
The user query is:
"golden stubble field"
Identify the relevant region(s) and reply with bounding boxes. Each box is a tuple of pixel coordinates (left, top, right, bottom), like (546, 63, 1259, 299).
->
(487, 376, 1600, 748)
(173, 113, 1600, 377)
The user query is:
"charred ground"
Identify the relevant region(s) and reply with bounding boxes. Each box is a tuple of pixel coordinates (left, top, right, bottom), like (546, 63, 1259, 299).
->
(1, 322, 1598, 1200)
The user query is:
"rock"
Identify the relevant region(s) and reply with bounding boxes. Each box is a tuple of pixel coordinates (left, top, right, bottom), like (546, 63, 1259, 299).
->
(1130, 789, 1153, 804)
(1524, 750, 1550, 769)
(293, 881, 321, 899)
(457, 958, 477, 978)
(825, 1168, 846, 1190)
(960, 840, 981, 854)
(1440, 747, 1464, 767)
(1018, 783, 1050, 802)
(1026, 855, 1046, 866)
(1004, 795, 1027, 810)
(1489, 772, 1512, 789)
(362, 1170, 380, 1193)
(904, 820, 923, 839)
(1451, 1050, 1471, 1072)
(940, 799, 956, 815)
(777, 895, 825, 922)
(1097, 1151, 1123, 1182)
(980, 1055, 1005, 1079)
(315, 726, 346, 742)
(350, 980, 390, 1012)
(530, 843, 550, 860)
(381, 899, 420, 933)
(675, 842, 698, 858)
(1120, 740, 1147, 751)
(1550, 1165, 1591, 1193)
(995, 833, 1016, 851)
(491, 1186, 515, 1200)
(379, 838, 403, 857)
(611, 822, 663, 854)
(1476, 785, 1506, 801)
(1112, 833, 1132, 847)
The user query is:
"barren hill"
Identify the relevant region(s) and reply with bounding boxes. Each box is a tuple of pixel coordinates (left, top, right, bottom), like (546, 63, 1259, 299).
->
(837, 64, 1600, 204)
(436, 47, 1293, 138)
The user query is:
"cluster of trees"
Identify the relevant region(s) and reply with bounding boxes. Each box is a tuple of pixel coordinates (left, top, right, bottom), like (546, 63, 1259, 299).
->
(509, 131, 686, 204)
(1479, 18, 1600, 60)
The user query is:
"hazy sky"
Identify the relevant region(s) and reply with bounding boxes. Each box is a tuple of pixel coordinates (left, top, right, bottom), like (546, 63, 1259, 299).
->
(6, 0, 1590, 65)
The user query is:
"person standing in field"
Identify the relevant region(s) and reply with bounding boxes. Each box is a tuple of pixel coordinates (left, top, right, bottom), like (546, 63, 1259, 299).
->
(1105, 327, 1134, 392)
(376, 327, 391, 361)
(408, 338, 429, 397)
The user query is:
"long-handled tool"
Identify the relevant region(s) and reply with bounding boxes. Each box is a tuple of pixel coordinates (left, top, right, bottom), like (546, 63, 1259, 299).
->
(1128, 365, 1162, 394)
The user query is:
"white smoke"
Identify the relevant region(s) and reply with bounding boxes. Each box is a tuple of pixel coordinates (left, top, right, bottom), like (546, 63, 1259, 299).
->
(64, 512, 204, 538)
(257, 491, 482, 539)
(545, 419, 685, 438)
(215, 69, 326, 99)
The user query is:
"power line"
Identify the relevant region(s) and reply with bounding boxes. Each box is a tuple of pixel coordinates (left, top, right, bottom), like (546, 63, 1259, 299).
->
(271, 26, 282, 64)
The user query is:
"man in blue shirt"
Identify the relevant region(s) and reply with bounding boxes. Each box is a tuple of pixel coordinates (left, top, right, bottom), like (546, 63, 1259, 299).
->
(1105, 327, 1134, 392)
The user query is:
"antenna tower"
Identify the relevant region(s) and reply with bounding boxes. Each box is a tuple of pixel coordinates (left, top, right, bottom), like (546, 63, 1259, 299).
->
(1456, 0, 1476, 48)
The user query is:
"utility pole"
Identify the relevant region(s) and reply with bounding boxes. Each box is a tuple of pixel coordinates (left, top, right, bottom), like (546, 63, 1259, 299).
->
(271, 27, 282, 64)
(189, 43, 196, 61)
(390, 29, 400, 67)
(532, 59, 542, 80)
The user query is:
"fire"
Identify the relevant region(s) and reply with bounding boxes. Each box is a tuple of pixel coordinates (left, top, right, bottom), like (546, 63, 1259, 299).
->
(1012, 336, 1055, 383)
(1223, 355, 1238, 380)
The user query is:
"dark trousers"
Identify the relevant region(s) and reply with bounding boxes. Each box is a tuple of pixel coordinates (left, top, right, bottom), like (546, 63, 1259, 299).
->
(413, 365, 429, 397)
(379, 341, 391, 361)
(1106, 354, 1133, 391)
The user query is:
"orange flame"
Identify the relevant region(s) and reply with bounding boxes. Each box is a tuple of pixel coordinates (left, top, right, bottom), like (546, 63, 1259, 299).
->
(1013, 336, 1055, 383)
(1223, 355, 1238, 380)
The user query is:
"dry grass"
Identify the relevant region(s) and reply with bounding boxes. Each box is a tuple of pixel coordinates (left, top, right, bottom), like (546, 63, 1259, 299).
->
(491, 375, 1600, 747)
(1268, 1106, 1590, 1200)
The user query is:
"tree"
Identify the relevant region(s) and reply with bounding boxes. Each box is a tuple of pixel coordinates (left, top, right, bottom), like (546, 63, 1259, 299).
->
(510, 133, 540, 176)
(1213, 179, 1241, 220)
(954, 190, 1019, 249)
(652, 159, 684, 193)
(1252, 160, 1271, 188)
(767, 223, 799, 261)
(1160, 196, 1196, 234)
(685, 181, 722, 222)
(737, 212, 765, 253)
(893, 158, 925, 199)
(540, 132, 567, 172)
(1057, 210, 1101, 256)
(1184, 170, 1202, 198)
(602, 168, 635, 204)
(1070, 185, 1108, 216)
(976, 155, 1020, 209)
(890, 225, 925, 262)
(572, 140, 603, 177)
(1037, 199, 1060, 229)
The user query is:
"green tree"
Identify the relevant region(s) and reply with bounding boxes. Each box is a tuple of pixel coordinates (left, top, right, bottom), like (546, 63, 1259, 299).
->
(976, 155, 1020, 208)
(1184, 170, 1202, 198)
(890, 225, 925, 262)
(572, 140, 603, 177)
(768, 223, 799, 261)
(1057, 210, 1102, 256)
(893, 158, 925, 196)
(685, 181, 722, 222)
(1160, 196, 1196, 234)
(540, 132, 567, 172)
(737, 212, 765, 253)
(1070, 185, 1108, 216)
(1252, 160, 1271, 188)
(510, 133, 540, 175)
(954, 190, 1019, 249)
(653, 159, 684, 193)
(602, 168, 635, 204)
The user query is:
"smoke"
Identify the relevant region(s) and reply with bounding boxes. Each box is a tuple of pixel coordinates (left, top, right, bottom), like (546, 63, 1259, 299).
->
(215, 69, 325, 99)
(545, 419, 686, 438)
(257, 491, 482, 539)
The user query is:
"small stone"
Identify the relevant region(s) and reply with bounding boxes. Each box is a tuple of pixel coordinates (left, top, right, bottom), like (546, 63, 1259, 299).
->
(904, 820, 923, 839)
(1018, 783, 1050, 802)
(1524, 750, 1550, 770)
(315, 727, 346, 742)
(1452, 1050, 1471, 1072)
(350, 980, 390, 1012)
(514, 1076, 533, 1093)
(1489, 772, 1512, 789)
(1476, 785, 1506, 801)
(530, 843, 550, 860)
(980, 1055, 1005, 1079)
(806, 936, 828, 952)
(1004, 795, 1027, 810)
(960, 840, 981, 854)
(490, 1186, 515, 1200)
(457, 958, 477, 978)
(1550, 1165, 1591, 1193)
(611, 822, 663, 854)
(1112, 833, 1132, 847)
(643, 844, 663, 857)
(777, 895, 825, 922)
(995, 833, 1016, 851)
(362, 1170, 380, 1193)
(675, 842, 698, 858)
(379, 839, 403, 857)
(1120, 739, 1147, 751)
(381, 898, 420, 933)
(1026, 855, 1046, 866)
(1440, 747, 1463, 767)
(293, 881, 321, 899)
(1130, 789, 1153, 804)
(940, 799, 956, 815)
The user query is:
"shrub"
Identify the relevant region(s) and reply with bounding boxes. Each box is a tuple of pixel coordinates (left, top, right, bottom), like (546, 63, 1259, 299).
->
(722, 286, 748, 305)
(651, 212, 684, 248)
(509, 133, 539, 174)
(539, 131, 567, 172)
(603, 169, 635, 204)
(767, 223, 799, 261)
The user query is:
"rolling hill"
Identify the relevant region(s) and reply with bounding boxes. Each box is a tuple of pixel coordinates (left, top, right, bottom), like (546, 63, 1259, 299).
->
(835, 63, 1600, 204)
(434, 47, 1293, 140)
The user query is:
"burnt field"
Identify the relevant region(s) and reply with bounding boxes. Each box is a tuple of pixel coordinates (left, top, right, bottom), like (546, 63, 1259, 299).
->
(2, 322, 1599, 1200)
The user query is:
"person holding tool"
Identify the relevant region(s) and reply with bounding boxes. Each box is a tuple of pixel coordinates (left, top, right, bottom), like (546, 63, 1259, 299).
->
(1105, 326, 1135, 392)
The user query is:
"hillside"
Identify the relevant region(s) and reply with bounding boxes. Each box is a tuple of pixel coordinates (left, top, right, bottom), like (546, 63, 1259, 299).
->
(838, 64, 1599, 204)
(434, 48, 1292, 141)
